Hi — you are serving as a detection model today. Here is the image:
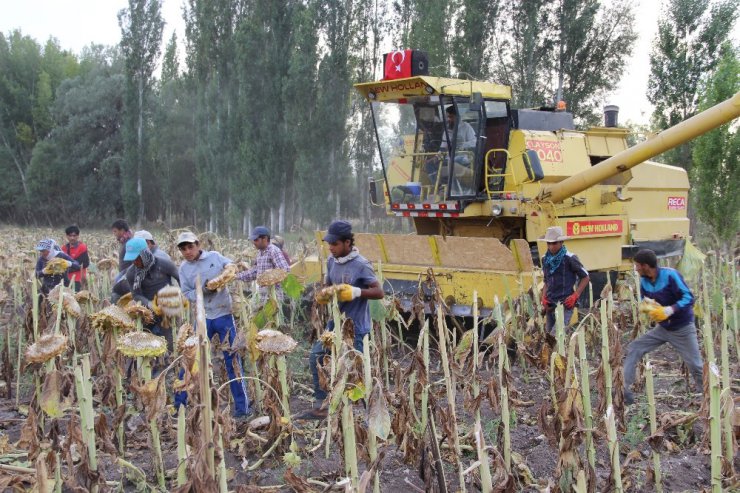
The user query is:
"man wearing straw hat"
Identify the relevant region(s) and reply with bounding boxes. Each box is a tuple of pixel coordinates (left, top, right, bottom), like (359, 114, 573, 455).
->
(539, 226, 590, 334)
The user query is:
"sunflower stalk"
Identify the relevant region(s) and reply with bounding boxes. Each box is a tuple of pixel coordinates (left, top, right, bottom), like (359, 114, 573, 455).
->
(436, 305, 466, 490)
(275, 354, 291, 417)
(74, 354, 99, 493)
(341, 394, 360, 488)
(577, 326, 595, 475)
(177, 405, 188, 486)
(473, 293, 492, 490)
(196, 275, 216, 480)
(645, 363, 662, 493)
(604, 405, 622, 493)
(362, 334, 380, 493)
(498, 332, 511, 472)
(326, 294, 342, 459)
(708, 363, 721, 493)
(600, 301, 613, 410)
(140, 358, 165, 489)
(720, 301, 733, 463)
(113, 327, 125, 455)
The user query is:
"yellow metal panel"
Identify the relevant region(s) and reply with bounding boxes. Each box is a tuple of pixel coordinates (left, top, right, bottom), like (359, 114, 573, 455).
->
(521, 130, 590, 181)
(381, 234, 436, 266)
(630, 218, 690, 242)
(537, 236, 623, 272)
(510, 239, 535, 272)
(584, 128, 629, 156)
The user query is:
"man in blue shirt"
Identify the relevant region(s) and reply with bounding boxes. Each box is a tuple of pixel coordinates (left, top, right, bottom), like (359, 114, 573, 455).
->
(174, 231, 252, 418)
(297, 220, 384, 420)
(623, 249, 703, 405)
(539, 226, 590, 334)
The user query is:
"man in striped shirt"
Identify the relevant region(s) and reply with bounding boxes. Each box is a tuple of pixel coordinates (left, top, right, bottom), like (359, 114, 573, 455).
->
(236, 226, 290, 302)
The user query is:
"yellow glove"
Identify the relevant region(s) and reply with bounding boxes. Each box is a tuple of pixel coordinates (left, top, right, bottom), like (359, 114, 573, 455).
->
(337, 284, 361, 303)
(648, 305, 674, 323)
(151, 295, 163, 317)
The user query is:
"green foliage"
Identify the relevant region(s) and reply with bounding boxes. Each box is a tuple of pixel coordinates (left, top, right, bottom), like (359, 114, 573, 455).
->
(624, 404, 647, 447)
(691, 44, 739, 244)
(282, 273, 305, 301)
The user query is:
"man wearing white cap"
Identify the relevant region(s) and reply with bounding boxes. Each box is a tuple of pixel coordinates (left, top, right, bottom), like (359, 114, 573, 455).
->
(174, 230, 251, 418)
(539, 226, 590, 333)
(134, 230, 171, 261)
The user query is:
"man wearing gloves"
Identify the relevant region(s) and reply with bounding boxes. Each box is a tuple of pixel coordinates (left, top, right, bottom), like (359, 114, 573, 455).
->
(121, 237, 180, 351)
(175, 231, 252, 419)
(539, 226, 590, 334)
(236, 226, 290, 302)
(623, 249, 703, 405)
(298, 220, 384, 420)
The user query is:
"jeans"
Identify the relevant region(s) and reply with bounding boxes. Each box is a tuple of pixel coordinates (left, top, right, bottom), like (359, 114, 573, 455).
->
(310, 331, 366, 405)
(623, 321, 704, 397)
(174, 314, 250, 415)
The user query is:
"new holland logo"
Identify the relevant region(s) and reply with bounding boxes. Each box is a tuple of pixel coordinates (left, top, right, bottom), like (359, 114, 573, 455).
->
(566, 219, 623, 237)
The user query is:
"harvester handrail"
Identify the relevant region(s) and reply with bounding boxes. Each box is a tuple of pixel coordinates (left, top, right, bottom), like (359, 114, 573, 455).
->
(537, 91, 740, 203)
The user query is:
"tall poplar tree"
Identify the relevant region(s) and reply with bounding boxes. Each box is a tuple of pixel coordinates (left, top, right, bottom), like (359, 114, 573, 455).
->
(450, 0, 500, 78)
(691, 44, 739, 245)
(118, 0, 164, 224)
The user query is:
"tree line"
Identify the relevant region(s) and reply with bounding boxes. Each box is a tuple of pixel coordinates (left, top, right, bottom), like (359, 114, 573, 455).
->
(0, 0, 736, 243)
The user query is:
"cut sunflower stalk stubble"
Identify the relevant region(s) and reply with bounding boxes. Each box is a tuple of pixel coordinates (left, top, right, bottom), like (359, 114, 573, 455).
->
(73, 353, 99, 493)
(472, 292, 493, 493)
(604, 405, 623, 493)
(436, 304, 466, 491)
(645, 363, 662, 493)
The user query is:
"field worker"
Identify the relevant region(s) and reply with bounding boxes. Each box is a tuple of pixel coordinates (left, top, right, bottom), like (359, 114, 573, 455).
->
(236, 226, 290, 302)
(134, 230, 171, 261)
(539, 226, 590, 334)
(271, 235, 292, 265)
(623, 249, 703, 405)
(122, 237, 180, 352)
(175, 231, 252, 419)
(297, 220, 384, 420)
(63, 225, 90, 292)
(112, 219, 134, 279)
(35, 238, 81, 295)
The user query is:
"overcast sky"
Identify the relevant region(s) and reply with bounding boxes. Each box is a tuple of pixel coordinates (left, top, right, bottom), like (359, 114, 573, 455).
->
(0, 0, 735, 125)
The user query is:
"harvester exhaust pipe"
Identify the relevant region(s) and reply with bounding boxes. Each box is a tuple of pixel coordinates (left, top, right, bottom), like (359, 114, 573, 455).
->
(538, 91, 740, 204)
(604, 105, 619, 127)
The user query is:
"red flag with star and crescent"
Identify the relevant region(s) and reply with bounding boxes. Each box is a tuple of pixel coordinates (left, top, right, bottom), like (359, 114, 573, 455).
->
(383, 50, 413, 80)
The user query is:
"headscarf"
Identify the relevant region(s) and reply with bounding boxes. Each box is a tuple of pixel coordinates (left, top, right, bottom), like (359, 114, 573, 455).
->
(334, 246, 359, 265)
(132, 248, 156, 292)
(543, 244, 568, 274)
(36, 239, 60, 260)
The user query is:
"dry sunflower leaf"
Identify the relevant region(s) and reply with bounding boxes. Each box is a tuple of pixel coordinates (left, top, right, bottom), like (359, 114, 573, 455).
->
(368, 383, 391, 440)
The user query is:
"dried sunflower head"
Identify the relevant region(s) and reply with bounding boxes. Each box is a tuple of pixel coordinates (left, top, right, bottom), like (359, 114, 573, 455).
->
(206, 263, 238, 291)
(256, 329, 297, 355)
(157, 286, 186, 317)
(90, 305, 135, 332)
(125, 303, 154, 325)
(176, 323, 194, 352)
(74, 290, 97, 303)
(47, 286, 81, 318)
(25, 334, 68, 364)
(43, 258, 71, 275)
(117, 331, 167, 358)
(319, 331, 335, 348)
(257, 268, 288, 287)
(96, 258, 117, 271)
(116, 292, 133, 308)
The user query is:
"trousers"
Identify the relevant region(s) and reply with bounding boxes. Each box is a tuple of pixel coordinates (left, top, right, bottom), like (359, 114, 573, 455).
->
(309, 331, 366, 405)
(174, 314, 250, 415)
(623, 321, 704, 394)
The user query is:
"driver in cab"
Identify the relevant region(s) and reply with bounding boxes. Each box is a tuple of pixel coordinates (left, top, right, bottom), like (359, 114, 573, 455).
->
(425, 105, 477, 187)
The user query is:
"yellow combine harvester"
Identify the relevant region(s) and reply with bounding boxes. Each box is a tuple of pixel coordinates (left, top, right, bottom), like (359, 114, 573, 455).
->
(294, 58, 740, 316)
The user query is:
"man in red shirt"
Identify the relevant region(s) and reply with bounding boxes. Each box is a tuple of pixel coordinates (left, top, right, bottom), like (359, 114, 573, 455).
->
(64, 225, 90, 291)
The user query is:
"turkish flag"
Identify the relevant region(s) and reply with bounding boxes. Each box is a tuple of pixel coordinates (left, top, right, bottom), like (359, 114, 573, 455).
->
(383, 50, 412, 80)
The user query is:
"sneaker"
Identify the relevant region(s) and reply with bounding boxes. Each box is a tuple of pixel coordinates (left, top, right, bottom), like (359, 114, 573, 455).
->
(233, 409, 254, 422)
(294, 408, 328, 421)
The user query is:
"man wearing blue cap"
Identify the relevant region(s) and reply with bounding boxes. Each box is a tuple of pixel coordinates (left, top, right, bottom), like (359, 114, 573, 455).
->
(121, 237, 180, 351)
(236, 226, 290, 302)
(297, 220, 384, 420)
